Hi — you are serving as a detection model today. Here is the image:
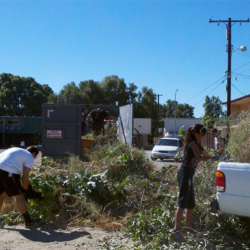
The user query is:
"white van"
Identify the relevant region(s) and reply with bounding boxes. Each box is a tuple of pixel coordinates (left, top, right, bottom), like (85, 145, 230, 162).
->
(151, 136, 184, 161)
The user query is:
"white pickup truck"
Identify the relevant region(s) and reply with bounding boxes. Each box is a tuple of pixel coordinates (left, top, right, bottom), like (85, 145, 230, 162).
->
(212, 162, 250, 218)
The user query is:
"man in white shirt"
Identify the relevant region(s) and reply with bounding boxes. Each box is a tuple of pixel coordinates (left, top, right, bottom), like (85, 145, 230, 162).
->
(212, 128, 226, 155)
(0, 146, 39, 228)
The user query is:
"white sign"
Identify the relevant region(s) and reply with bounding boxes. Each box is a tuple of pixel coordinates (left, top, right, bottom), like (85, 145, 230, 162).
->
(47, 130, 62, 138)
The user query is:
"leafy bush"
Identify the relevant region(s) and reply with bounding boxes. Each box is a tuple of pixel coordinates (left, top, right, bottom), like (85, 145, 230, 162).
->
(227, 112, 250, 162)
(127, 160, 250, 249)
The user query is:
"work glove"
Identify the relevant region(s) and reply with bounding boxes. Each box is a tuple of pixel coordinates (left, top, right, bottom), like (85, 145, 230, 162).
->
(22, 185, 43, 201)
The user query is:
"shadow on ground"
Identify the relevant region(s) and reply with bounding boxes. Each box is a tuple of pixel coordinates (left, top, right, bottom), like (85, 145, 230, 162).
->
(3, 225, 91, 243)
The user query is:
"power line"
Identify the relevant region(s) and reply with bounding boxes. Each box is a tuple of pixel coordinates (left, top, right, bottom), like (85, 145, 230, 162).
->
(232, 83, 247, 96)
(193, 79, 225, 107)
(184, 74, 227, 103)
(234, 51, 250, 58)
(235, 68, 250, 74)
(232, 60, 250, 72)
(232, 72, 250, 79)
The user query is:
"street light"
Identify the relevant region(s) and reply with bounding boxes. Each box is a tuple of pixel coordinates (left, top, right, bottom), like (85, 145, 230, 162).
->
(232, 45, 247, 53)
(174, 89, 178, 135)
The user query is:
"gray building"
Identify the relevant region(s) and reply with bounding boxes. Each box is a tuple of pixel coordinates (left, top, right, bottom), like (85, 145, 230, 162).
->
(164, 118, 203, 135)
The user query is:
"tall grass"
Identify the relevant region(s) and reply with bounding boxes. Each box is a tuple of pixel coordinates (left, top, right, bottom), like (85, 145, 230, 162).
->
(227, 112, 250, 162)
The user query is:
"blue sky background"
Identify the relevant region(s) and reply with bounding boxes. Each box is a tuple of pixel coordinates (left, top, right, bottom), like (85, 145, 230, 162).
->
(1, 0, 250, 117)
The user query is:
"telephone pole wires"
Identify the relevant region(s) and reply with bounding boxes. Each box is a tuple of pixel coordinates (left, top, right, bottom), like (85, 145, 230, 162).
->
(209, 17, 249, 117)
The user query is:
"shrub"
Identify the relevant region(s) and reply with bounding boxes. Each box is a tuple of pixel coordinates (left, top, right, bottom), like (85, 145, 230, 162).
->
(227, 112, 250, 162)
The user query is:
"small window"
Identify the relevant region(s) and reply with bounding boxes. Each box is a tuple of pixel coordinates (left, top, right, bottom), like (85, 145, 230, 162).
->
(7, 120, 19, 125)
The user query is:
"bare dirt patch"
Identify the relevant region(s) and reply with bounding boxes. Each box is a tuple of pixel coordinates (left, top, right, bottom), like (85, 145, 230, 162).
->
(0, 225, 133, 250)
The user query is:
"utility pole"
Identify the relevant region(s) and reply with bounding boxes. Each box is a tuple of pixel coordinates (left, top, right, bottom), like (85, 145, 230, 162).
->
(156, 94, 162, 138)
(174, 89, 178, 135)
(209, 18, 249, 117)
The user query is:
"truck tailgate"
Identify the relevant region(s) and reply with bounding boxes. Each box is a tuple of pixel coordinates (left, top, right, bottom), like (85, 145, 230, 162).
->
(217, 162, 250, 217)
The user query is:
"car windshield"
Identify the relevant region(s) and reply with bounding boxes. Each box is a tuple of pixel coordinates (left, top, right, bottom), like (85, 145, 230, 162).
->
(156, 139, 178, 146)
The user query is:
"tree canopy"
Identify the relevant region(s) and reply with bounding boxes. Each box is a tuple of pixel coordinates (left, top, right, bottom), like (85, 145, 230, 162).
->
(0, 73, 54, 116)
(0, 72, 201, 136)
(202, 95, 224, 128)
(162, 99, 194, 118)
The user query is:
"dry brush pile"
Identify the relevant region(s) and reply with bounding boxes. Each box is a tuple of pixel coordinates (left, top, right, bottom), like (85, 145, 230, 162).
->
(1, 119, 250, 249)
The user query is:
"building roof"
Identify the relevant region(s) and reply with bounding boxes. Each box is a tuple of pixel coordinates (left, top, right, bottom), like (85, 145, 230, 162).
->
(222, 94, 250, 105)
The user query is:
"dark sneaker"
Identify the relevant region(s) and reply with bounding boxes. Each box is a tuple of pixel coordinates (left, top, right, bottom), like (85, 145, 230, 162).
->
(25, 218, 41, 228)
(172, 230, 186, 242)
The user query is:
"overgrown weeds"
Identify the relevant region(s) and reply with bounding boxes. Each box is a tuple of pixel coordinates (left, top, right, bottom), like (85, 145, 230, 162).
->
(2, 122, 250, 249)
(227, 112, 250, 162)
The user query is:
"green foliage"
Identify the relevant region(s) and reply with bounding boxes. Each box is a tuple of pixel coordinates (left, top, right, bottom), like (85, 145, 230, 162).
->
(227, 112, 250, 162)
(162, 99, 194, 118)
(0, 73, 53, 116)
(127, 160, 250, 249)
(57, 82, 83, 104)
(178, 126, 185, 138)
(202, 95, 224, 128)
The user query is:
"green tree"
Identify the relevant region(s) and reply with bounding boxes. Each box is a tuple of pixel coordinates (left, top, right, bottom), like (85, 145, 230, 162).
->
(162, 99, 194, 118)
(134, 87, 157, 119)
(100, 75, 129, 106)
(57, 82, 82, 104)
(0, 73, 53, 116)
(202, 95, 223, 128)
(79, 80, 103, 104)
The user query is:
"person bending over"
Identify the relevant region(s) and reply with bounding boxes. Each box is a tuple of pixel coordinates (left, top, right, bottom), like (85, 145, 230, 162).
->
(0, 146, 40, 228)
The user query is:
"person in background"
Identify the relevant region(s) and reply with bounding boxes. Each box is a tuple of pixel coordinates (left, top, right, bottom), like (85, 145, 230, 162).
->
(86, 108, 117, 135)
(20, 140, 25, 148)
(81, 106, 89, 135)
(173, 124, 211, 241)
(0, 146, 40, 228)
(212, 128, 226, 155)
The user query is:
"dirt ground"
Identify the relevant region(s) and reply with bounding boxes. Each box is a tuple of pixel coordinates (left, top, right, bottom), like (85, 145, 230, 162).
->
(0, 224, 133, 250)
(0, 149, 134, 250)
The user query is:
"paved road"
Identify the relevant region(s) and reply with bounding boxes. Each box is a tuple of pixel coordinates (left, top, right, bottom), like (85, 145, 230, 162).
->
(144, 150, 181, 170)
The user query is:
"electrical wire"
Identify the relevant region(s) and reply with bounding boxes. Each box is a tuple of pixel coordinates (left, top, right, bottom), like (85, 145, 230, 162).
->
(184, 74, 227, 103)
(234, 51, 250, 58)
(193, 80, 225, 107)
(232, 83, 247, 96)
(232, 72, 250, 79)
(235, 68, 250, 74)
(232, 60, 250, 72)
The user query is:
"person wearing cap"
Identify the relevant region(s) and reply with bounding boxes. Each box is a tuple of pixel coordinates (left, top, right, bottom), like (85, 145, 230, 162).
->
(0, 146, 40, 228)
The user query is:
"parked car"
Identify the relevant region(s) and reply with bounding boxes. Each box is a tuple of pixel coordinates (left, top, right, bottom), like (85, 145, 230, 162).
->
(151, 136, 184, 161)
(211, 162, 250, 218)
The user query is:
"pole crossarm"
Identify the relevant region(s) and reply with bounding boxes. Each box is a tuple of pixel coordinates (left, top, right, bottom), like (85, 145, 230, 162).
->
(209, 18, 249, 23)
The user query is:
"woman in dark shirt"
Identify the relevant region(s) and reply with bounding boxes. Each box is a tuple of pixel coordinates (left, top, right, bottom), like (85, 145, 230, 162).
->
(173, 124, 211, 239)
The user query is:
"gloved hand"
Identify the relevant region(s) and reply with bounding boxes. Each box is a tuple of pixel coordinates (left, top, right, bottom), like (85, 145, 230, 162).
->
(22, 185, 43, 201)
(211, 155, 222, 161)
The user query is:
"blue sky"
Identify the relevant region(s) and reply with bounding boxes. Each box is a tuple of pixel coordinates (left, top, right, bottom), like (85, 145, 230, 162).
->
(1, 0, 250, 117)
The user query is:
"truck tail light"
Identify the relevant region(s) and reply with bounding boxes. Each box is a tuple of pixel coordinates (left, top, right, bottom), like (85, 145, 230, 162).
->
(216, 171, 226, 192)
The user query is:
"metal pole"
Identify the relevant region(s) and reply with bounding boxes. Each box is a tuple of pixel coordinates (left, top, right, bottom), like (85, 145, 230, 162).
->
(174, 89, 178, 135)
(156, 94, 162, 139)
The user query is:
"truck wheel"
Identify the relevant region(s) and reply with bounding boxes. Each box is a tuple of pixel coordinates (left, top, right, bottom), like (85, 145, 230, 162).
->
(151, 157, 156, 161)
(210, 199, 219, 213)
